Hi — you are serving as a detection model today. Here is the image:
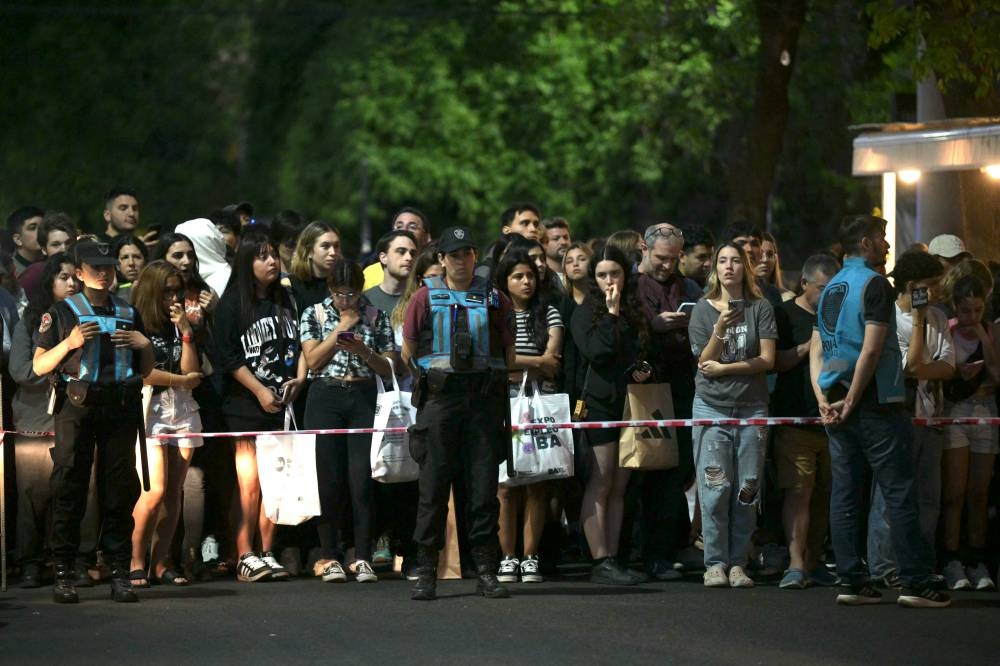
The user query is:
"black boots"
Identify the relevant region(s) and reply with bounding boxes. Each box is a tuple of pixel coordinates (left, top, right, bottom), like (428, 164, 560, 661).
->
(472, 544, 510, 599)
(110, 567, 139, 603)
(410, 547, 438, 601)
(52, 560, 79, 604)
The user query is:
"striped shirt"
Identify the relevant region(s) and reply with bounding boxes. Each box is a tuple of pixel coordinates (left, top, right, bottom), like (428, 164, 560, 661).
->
(513, 305, 563, 356)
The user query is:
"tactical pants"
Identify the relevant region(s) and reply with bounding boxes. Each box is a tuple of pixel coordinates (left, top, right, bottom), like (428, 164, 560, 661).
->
(50, 398, 140, 566)
(409, 379, 504, 550)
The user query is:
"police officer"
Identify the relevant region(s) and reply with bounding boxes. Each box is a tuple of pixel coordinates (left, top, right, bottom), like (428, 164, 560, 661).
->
(33, 240, 154, 603)
(401, 227, 516, 601)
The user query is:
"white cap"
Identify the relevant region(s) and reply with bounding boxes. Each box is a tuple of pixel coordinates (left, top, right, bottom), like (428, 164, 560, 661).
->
(927, 234, 968, 259)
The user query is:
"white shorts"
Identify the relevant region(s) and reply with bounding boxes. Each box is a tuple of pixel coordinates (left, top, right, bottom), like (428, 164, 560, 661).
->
(944, 395, 999, 455)
(147, 387, 203, 448)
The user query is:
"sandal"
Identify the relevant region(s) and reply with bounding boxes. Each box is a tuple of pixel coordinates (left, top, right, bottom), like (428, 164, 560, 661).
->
(128, 569, 150, 588)
(153, 569, 190, 586)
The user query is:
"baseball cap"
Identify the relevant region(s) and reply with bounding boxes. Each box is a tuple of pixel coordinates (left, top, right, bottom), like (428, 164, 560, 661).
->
(436, 227, 477, 254)
(73, 240, 118, 266)
(927, 234, 968, 259)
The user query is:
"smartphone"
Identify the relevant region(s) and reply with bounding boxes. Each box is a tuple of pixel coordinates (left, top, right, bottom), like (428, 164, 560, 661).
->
(336, 331, 356, 343)
(728, 299, 746, 324)
(678, 302, 696, 316)
(911, 286, 929, 308)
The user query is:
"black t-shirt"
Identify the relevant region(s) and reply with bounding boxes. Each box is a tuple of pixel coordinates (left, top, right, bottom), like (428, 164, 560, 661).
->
(290, 276, 330, 314)
(34, 296, 147, 386)
(771, 300, 819, 418)
(215, 290, 300, 400)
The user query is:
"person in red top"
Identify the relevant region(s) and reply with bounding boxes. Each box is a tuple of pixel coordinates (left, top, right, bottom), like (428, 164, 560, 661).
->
(401, 226, 516, 601)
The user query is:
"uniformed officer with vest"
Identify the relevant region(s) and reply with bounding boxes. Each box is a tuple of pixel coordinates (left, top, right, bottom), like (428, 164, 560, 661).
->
(401, 227, 516, 601)
(809, 215, 947, 608)
(33, 240, 154, 604)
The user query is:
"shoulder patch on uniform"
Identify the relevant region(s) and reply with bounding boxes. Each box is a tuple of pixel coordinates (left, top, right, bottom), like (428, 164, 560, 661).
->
(39, 313, 52, 333)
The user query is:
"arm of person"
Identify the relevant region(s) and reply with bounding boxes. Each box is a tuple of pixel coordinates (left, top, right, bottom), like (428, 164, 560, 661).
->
(840, 323, 887, 420)
(702, 338, 776, 376)
(774, 339, 810, 373)
(32, 322, 97, 376)
(9, 322, 46, 386)
(981, 323, 1000, 384)
(232, 365, 282, 413)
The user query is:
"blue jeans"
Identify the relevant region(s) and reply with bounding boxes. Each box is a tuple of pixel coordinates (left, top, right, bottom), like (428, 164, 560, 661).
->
(867, 425, 943, 578)
(692, 397, 767, 569)
(826, 406, 934, 587)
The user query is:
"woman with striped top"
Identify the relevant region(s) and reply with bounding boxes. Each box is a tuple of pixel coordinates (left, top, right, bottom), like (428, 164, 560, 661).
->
(493, 249, 564, 583)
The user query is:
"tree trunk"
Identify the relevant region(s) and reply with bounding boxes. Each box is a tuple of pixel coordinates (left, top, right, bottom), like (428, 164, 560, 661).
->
(726, 0, 808, 228)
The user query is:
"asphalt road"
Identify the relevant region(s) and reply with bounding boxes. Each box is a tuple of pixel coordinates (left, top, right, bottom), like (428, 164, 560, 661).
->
(1, 568, 997, 665)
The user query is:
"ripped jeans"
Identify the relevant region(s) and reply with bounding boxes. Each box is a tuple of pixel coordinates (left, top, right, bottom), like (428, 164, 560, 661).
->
(692, 397, 768, 569)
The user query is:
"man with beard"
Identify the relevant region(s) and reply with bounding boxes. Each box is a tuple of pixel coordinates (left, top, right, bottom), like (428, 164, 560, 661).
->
(364, 230, 418, 317)
(627, 222, 702, 580)
(678, 225, 715, 290)
(363, 207, 431, 290)
(542, 217, 571, 284)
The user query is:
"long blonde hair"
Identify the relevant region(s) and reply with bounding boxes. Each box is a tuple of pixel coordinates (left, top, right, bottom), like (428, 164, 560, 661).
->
(705, 242, 762, 301)
(290, 221, 340, 282)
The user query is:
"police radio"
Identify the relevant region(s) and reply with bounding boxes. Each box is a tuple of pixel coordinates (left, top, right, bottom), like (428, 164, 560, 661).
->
(450, 304, 474, 371)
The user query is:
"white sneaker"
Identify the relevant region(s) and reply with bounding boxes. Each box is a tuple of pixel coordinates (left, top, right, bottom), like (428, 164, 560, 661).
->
(966, 562, 996, 591)
(321, 560, 347, 583)
(237, 552, 273, 582)
(729, 565, 754, 588)
(261, 551, 290, 580)
(497, 556, 519, 583)
(703, 564, 729, 587)
(354, 560, 378, 583)
(943, 559, 972, 590)
(520, 555, 543, 583)
(201, 535, 219, 563)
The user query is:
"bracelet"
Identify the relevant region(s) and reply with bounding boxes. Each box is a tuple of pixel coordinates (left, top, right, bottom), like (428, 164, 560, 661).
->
(181, 334, 192, 344)
(714, 331, 728, 342)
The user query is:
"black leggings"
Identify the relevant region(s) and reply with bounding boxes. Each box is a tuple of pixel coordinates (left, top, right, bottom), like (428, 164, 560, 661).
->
(305, 381, 377, 562)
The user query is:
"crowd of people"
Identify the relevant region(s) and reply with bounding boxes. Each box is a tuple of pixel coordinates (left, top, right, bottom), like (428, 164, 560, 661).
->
(2, 189, 998, 608)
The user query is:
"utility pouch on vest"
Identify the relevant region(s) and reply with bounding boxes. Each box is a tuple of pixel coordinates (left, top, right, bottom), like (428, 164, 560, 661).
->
(66, 379, 90, 407)
(450, 305, 474, 371)
(427, 368, 449, 394)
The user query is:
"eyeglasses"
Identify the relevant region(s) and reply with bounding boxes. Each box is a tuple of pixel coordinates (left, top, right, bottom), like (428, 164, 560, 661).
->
(647, 227, 683, 242)
(332, 291, 357, 299)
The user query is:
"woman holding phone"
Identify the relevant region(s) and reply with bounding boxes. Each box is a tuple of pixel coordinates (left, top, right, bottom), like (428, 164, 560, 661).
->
(300, 259, 393, 584)
(215, 230, 306, 583)
(940, 274, 999, 591)
(128, 261, 203, 586)
(687, 242, 777, 588)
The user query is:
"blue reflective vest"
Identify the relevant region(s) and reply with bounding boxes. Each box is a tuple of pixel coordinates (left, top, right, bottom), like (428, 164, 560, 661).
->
(416, 275, 497, 373)
(816, 256, 903, 404)
(62, 292, 135, 383)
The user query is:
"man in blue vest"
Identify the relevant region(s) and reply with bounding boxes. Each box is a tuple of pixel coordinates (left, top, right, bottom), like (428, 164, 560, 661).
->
(33, 240, 154, 604)
(809, 215, 949, 608)
(402, 226, 516, 601)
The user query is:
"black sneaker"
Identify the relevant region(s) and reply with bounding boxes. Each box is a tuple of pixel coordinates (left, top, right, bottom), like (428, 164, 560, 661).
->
(898, 585, 951, 608)
(590, 558, 638, 586)
(237, 552, 273, 582)
(836, 583, 883, 605)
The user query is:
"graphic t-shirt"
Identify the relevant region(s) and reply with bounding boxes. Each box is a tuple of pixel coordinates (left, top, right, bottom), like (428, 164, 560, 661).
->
(688, 297, 777, 407)
(215, 292, 299, 400)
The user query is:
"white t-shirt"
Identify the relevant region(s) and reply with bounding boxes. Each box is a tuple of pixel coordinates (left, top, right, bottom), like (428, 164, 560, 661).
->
(895, 303, 954, 416)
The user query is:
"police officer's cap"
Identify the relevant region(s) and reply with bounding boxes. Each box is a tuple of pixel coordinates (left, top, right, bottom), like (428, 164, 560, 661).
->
(437, 227, 477, 254)
(73, 240, 119, 266)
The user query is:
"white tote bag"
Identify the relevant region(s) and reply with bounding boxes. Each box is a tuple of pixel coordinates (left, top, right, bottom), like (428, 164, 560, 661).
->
(371, 358, 420, 483)
(500, 372, 574, 486)
(257, 407, 321, 525)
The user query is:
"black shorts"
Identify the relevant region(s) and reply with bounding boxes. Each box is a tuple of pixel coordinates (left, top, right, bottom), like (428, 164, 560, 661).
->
(222, 393, 285, 434)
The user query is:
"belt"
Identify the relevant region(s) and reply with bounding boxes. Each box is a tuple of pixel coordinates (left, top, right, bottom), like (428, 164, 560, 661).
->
(319, 376, 375, 390)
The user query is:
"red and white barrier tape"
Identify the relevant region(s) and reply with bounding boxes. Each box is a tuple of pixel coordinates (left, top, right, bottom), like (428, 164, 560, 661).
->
(2, 415, 999, 440)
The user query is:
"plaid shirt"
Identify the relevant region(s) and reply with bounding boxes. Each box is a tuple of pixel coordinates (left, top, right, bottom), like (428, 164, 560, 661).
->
(299, 296, 394, 379)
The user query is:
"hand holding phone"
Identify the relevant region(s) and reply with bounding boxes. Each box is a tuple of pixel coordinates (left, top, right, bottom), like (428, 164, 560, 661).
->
(728, 299, 746, 324)
(336, 331, 356, 344)
(911, 286, 929, 308)
(678, 302, 696, 316)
